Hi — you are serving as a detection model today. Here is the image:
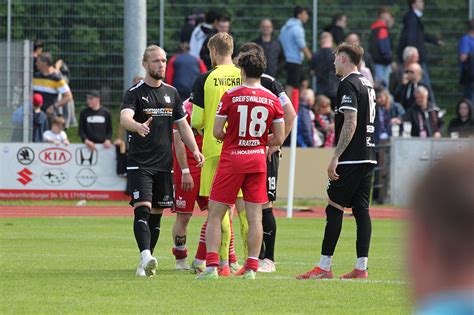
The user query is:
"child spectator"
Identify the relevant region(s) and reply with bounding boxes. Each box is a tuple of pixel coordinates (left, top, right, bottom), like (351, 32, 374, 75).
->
(313, 95, 335, 148)
(32, 93, 49, 142)
(43, 116, 69, 145)
(297, 88, 315, 147)
(448, 99, 474, 138)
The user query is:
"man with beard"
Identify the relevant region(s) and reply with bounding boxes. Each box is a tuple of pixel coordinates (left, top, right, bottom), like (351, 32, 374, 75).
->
(121, 45, 205, 277)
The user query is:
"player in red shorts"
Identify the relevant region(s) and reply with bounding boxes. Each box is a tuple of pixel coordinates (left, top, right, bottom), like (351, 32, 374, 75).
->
(196, 52, 285, 280)
(171, 98, 209, 270)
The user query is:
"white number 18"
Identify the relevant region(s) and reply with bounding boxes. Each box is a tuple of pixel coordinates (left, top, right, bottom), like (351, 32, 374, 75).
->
(237, 105, 269, 137)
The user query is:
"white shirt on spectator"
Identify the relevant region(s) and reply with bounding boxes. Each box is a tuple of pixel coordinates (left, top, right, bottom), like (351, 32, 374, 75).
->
(43, 130, 68, 143)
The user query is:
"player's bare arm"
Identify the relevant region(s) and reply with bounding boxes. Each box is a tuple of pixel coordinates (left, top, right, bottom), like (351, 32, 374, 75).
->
(173, 132, 194, 192)
(120, 109, 152, 137)
(213, 116, 226, 141)
(328, 110, 357, 181)
(175, 119, 205, 167)
(267, 121, 285, 147)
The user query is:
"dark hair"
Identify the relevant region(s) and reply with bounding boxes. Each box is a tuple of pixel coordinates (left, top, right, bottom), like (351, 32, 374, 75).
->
(205, 10, 220, 24)
(238, 52, 266, 78)
(335, 42, 364, 66)
(33, 39, 44, 51)
(293, 5, 310, 18)
(456, 98, 473, 121)
(219, 14, 231, 23)
(407, 0, 417, 8)
(412, 151, 474, 267)
(331, 13, 345, 24)
(469, 19, 474, 32)
(239, 42, 264, 55)
(37, 52, 53, 66)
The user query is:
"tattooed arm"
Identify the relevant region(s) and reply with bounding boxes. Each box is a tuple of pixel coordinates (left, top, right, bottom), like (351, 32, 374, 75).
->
(328, 110, 357, 180)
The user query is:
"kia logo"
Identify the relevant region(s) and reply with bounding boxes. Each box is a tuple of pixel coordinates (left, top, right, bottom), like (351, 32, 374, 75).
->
(39, 148, 72, 165)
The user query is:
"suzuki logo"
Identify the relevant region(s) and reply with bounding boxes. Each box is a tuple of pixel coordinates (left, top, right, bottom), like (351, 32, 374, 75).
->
(75, 147, 98, 166)
(39, 148, 72, 165)
(17, 168, 33, 185)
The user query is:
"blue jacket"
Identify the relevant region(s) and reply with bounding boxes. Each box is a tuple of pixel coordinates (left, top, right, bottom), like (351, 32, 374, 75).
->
(297, 103, 314, 147)
(279, 18, 306, 64)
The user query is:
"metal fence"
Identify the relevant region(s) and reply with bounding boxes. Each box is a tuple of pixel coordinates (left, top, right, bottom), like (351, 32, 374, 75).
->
(0, 0, 470, 111)
(0, 40, 32, 142)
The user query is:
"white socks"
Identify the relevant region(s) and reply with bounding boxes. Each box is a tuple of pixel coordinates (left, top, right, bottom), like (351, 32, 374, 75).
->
(174, 245, 186, 251)
(355, 257, 368, 271)
(140, 249, 152, 261)
(318, 255, 332, 271)
(206, 266, 217, 273)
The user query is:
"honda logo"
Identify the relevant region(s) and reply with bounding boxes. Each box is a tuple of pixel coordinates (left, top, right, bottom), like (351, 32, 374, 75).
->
(75, 147, 98, 166)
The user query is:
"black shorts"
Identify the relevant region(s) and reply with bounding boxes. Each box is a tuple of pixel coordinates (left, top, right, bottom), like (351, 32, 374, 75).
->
(327, 163, 375, 209)
(266, 151, 281, 202)
(128, 169, 174, 209)
(285, 62, 303, 88)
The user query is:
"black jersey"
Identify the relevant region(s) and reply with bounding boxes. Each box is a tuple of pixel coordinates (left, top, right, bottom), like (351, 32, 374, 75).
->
(335, 72, 377, 164)
(261, 74, 291, 107)
(121, 80, 187, 171)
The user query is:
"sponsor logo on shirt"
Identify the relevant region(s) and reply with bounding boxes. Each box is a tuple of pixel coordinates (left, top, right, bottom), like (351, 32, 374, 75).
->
(143, 108, 173, 117)
(230, 148, 265, 156)
(341, 95, 352, 105)
(86, 116, 106, 123)
(213, 77, 242, 87)
(164, 94, 171, 103)
(239, 139, 261, 147)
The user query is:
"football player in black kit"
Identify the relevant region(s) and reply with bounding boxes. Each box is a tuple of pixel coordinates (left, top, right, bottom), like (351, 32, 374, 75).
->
(238, 43, 296, 272)
(297, 42, 377, 280)
(121, 45, 204, 277)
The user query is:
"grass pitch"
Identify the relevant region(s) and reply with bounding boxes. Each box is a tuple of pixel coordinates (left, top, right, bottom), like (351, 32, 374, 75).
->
(0, 215, 410, 314)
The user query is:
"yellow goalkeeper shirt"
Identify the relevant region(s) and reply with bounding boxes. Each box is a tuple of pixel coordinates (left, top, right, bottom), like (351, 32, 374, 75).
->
(190, 64, 242, 159)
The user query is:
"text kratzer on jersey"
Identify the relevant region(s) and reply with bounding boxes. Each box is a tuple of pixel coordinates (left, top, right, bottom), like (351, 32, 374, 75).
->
(231, 96, 275, 106)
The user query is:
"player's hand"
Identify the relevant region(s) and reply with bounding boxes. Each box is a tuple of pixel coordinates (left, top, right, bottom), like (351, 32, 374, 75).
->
(84, 139, 97, 151)
(181, 173, 194, 192)
(193, 150, 205, 168)
(267, 146, 279, 161)
(137, 117, 152, 137)
(327, 156, 339, 181)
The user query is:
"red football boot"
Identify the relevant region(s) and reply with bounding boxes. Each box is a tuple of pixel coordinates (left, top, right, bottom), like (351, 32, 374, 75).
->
(340, 269, 368, 279)
(295, 267, 333, 280)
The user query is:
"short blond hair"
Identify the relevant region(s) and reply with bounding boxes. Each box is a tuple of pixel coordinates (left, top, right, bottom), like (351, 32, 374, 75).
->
(142, 45, 165, 63)
(315, 94, 331, 107)
(207, 32, 234, 57)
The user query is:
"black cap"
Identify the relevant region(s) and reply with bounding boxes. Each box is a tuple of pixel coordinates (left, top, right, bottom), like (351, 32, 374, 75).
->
(86, 90, 100, 98)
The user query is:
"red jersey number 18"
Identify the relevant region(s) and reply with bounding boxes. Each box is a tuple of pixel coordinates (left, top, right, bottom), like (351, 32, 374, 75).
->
(237, 105, 269, 137)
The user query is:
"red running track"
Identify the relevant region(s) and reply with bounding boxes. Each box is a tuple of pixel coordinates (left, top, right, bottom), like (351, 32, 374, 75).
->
(0, 205, 407, 220)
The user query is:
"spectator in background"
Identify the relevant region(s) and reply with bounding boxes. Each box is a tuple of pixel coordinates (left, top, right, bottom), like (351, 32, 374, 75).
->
(189, 10, 219, 58)
(32, 93, 49, 142)
(180, 10, 205, 44)
(78, 90, 113, 151)
(253, 18, 285, 77)
(324, 14, 347, 45)
(409, 151, 474, 315)
(369, 7, 395, 88)
(403, 85, 442, 138)
(43, 116, 69, 145)
(33, 52, 73, 125)
(459, 19, 474, 103)
(196, 11, 220, 70)
(310, 32, 338, 108)
(448, 99, 474, 138)
(279, 5, 313, 97)
(313, 95, 335, 148)
(395, 62, 431, 110)
(216, 14, 238, 58)
(374, 87, 405, 141)
(33, 40, 44, 74)
(389, 46, 419, 96)
(397, 0, 444, 95)
(165, 42, 207, 100)
(345, 32, 376, 82)
(297, 88, 315, 147)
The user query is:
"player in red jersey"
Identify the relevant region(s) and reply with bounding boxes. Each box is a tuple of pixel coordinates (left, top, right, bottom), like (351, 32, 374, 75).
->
(171, 98, 209, 270)
(197, 52, 285, 280)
